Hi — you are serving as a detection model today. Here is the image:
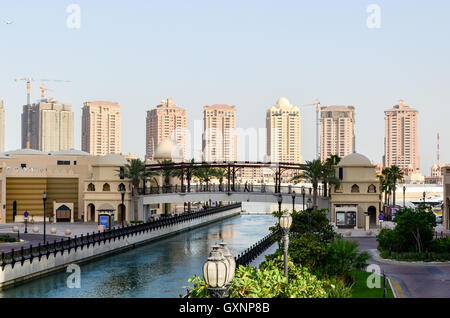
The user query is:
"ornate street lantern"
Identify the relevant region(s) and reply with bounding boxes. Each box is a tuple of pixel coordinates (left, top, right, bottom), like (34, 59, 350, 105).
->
(218, 242, 235, 285)
(279, 210, 292, 280)
(203, 245, 230, 298)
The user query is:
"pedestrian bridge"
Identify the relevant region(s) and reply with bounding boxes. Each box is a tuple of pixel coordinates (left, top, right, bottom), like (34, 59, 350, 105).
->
(137, 184, 330, 215)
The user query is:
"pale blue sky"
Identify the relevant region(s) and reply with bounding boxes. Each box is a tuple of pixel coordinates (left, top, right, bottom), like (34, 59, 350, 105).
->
(1, 0, 450, 173)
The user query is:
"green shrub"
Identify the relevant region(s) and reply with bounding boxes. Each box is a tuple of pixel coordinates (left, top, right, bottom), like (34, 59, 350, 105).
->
(186, 255, 350, 298)
(322, 238, 369, 280)
(430, 237, 450, 253)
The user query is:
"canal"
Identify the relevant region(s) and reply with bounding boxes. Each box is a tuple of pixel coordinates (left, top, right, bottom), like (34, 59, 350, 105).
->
(0, 203, 280, 298)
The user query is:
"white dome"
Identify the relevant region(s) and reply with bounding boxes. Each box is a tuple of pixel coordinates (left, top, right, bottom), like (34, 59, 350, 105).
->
(338, 153, 373, 167)
(4, 149, 47, 155)
(97, 154, 128, 166)
(154, 138, 183, 160)
(50, 149, 91, 156)
(277, 97, 291, 106)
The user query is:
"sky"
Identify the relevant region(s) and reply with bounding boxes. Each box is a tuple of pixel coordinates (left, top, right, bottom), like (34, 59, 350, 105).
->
(1, 0, 450, 174)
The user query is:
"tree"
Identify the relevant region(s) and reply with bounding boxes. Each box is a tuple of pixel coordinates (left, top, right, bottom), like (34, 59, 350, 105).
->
(158, 159, 181, 189)
(212, 168, 227, 191)
(120, 159, 155, 221)
(387, 165, 403, 206)
(292, 159, 340, 209)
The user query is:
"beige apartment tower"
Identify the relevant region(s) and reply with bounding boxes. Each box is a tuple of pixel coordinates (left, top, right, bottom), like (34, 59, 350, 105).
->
(203, 104, 237, 162)
(0, 100, 4, 152)
(145, 98, 187, 161)
(320, 106, 355, 161)
(266, 97, 302, 164)
(21, 98, 74, 152)
(383, 99, 420, 173)
(82, 101, 122, 156)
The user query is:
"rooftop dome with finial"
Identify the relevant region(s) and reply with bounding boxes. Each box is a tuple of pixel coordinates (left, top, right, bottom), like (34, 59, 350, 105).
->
(154, 138, 184, 161)
(338, 152, 373, 167)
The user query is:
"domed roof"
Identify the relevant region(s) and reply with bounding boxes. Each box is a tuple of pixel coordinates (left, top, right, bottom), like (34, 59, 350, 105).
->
(97, 154, 128, 166)
(277, 97, 291, 106)
(338, 153, 373, 167)
(4, 149, 47, 155)
(50, 149, 91, 156)
(154, 138, 183, 160)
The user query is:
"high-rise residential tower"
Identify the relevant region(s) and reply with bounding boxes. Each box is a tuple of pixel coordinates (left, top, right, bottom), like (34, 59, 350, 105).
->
(266, 97, 302, 164)
(21, 98, 74, 152)
(383, 99, 419, 173)
(202, 104, 237, 162)
(82, 101, 122, 156)
(320, 106, 355, 161)
(145, 98, 187, 161)
(0, 100, 4, 152)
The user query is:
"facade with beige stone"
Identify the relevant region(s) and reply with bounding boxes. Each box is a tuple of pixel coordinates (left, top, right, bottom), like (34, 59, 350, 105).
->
(0, 149, 131, 224)
(442, 166, 450, 230)
(82, 101, 122, 156)
(145, 98, 187, 162)
(330, 152, 381, 229)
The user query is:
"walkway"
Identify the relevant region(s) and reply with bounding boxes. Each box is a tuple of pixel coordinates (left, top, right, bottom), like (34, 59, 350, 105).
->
(346, 237, 450, 298)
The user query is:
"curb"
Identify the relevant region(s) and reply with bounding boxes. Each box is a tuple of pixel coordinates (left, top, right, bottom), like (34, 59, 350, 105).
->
(369, 249, 450, 265)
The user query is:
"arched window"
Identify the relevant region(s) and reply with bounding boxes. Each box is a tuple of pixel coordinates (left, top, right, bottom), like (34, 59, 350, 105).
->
(103, 183, 111, 191)
(87, 183, 95, 191)
(368, 184, 376, 193)
(118, 183, 126, 192)
(351, 184, 360, 193)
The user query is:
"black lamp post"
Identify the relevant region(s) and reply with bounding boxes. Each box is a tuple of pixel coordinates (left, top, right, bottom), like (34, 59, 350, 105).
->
(24, 210, 28, 233)
(306, 198, 313, 233)
(291, 191, 296, 212)
(120, 188, 126, 228)
(279, 210, 292, 281)
(423, 191, 426, 204)
(301, 186, 305, 211)
(277, 193, 283, 214)
(403, 185, 406, 207)
(43, 191, 47, 244)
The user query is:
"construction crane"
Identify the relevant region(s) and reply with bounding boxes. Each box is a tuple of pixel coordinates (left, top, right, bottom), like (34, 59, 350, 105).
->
(302, 100, 321, 160)
(14, 78, 70, 105)
(38, 85, 54, 99)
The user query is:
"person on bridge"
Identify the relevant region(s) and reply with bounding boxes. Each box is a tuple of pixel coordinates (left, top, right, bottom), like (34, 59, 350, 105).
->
(244, 182, 249, 192)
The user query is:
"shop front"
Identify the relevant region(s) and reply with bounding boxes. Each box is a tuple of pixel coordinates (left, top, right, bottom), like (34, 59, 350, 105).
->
(334, 204, 358, 228)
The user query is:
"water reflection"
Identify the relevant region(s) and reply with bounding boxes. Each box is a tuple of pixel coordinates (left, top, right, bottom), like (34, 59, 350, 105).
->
(0, 213, 276, 298)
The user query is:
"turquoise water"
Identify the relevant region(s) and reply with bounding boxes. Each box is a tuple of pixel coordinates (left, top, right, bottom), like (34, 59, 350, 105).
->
(0, 213, 276, 298)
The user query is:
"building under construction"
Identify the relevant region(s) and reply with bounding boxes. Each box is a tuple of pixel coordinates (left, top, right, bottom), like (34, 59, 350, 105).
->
(21, 98, 74, 152)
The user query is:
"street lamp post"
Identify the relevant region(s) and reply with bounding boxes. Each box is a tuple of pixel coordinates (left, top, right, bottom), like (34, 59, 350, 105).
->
(24, 211, 29, 234)
(403, 186, 406, 207)
(277, 193, 283, 214)
(423, 191, 426, 204)
(203, 245, 233, 298)
(306, 198, 313, 233)
(42, 191, 47, 244)
(120, 188, 126, 228)
(279, 210, 292, 281)
(291, 191, 296, 212)
(301, 186, 305, 211)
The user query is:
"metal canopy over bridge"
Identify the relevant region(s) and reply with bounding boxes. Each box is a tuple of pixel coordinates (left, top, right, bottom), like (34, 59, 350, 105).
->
(145, 161, 306, 194)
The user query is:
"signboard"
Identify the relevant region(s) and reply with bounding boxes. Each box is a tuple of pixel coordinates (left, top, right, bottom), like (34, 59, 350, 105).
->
(211, 201, 217, 208)
(99, 215, 110, 229)
(24, 211, 29, 218)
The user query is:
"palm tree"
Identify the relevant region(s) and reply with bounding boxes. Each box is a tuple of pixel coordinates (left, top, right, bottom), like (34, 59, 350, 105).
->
(158, 159, 181, 191)
(120, 159, 155, 221)
(193, 167, 216, 190)
(292, 159, 340, 210)
(387, 165, 404, 206)
(377, 171, 389, 205)
(323, 155, 341, 196)
(292, 160, 321, 210)
(213, 168, 227, 191)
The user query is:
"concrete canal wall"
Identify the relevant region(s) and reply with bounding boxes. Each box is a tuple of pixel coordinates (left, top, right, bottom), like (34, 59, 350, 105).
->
(0, 206, 241, 289)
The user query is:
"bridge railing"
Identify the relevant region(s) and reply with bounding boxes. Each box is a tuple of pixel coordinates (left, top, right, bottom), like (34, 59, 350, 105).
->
(0, 203, 242, 270)
(234, 230, 280, 267)
(139, 184, 327, 197)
